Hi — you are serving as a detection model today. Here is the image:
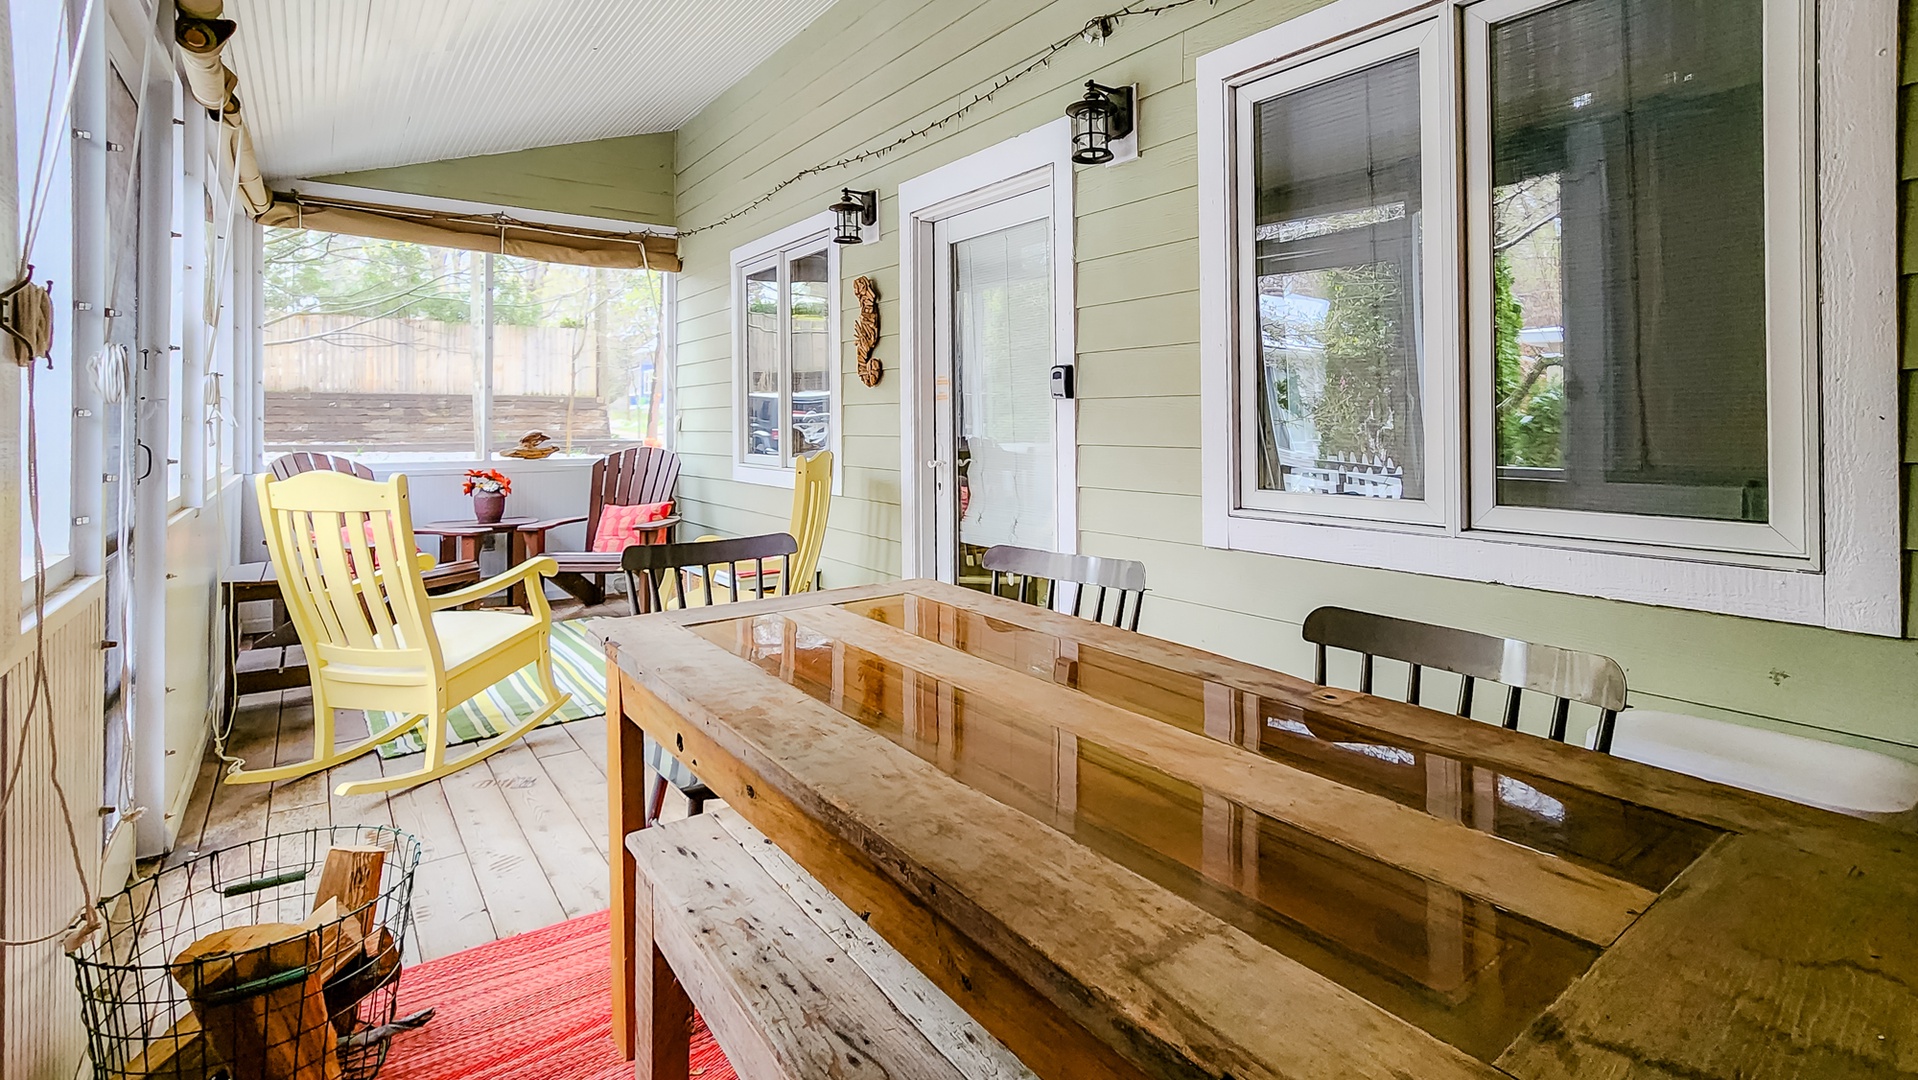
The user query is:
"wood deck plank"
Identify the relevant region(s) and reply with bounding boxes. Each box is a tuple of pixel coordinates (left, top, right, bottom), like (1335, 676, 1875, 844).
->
(540, 748, 612, 858)
(484, 740, 611, 918)
(435, 751, 568, 938)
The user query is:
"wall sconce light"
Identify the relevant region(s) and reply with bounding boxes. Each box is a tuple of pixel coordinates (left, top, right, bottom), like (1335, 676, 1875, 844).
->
(831, 189, 878, 244)
(1066, 81, 1137, 166)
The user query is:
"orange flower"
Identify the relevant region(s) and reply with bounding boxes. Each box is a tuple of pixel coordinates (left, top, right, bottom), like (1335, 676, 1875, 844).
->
(462, 468, 512, 495)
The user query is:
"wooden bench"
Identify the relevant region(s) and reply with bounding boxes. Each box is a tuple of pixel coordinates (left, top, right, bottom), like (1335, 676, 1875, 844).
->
(626, 808, 1036, 1080)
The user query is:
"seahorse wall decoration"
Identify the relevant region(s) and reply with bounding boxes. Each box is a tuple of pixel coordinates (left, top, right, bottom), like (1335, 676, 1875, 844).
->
(853, 275, 883, 387)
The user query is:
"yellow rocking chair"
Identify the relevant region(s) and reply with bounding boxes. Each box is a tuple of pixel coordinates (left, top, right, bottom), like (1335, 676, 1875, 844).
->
(687, 449, 833, 604)
(232, 470, 570, 797)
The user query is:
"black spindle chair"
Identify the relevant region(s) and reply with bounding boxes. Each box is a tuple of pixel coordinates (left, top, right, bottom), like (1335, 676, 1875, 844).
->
(980, 545, 1148, 631)
(1302, 606, 1628, 751)
(620, 533, 797, 825)
(621, 532, 800, 616)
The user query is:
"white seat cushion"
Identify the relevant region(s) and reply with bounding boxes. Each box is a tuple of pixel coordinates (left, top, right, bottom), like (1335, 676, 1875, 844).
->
(431, 610, 538, 670)
(1591, 708, 1918, 816)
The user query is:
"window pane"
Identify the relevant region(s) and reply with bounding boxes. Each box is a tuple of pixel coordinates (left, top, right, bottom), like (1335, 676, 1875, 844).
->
(1490, 0, 1768, 522)
(15, 2, 74, 571)
(743, 264, 779, 459)
(1253, 54, 1425, 502)
(953, 218, 1055, 558)
(263, 230, 476, 458)
(491, 257, 669, 458)
(788, 251, 830, 458)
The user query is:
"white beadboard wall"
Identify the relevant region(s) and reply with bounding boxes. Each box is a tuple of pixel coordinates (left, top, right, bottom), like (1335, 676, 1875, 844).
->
(2, 583, 108, 1080)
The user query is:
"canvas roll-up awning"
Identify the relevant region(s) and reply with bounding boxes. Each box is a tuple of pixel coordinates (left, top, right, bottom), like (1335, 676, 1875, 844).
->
(174, 1, 273, 217)
(257, 194, 682, 272)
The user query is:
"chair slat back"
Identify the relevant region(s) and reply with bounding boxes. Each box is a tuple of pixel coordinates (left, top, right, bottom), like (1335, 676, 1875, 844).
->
(587, 446, 681, 543)
(622, 533, 800, 615)
(256, 471, 439, 674)
(787, 451, 832, 593)
(270, 452, 374, 481)
(1301, 606, 1626, 749)
(981, 545, 1148, 631)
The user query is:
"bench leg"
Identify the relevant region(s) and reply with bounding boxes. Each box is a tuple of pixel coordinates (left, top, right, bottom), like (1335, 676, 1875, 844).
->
(633, 874, 692, 1080)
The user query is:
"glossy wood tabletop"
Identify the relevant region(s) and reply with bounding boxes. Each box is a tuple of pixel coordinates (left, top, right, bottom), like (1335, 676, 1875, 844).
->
(602, 580, 1918, 1080)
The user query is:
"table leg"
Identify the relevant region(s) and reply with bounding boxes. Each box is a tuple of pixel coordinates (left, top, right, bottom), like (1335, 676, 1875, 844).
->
(609, 661, 649, 1061)
(508, 528, 530, 611)
(633, 872, 692, 1080)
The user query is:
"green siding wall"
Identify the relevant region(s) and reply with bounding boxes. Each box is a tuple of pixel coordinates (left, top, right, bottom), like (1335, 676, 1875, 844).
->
(315, 131, 676, 226)
(665, 0, 1918, 757)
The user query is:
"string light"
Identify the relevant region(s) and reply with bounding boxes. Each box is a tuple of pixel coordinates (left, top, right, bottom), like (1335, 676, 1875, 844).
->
(679, 0, 1219, 236)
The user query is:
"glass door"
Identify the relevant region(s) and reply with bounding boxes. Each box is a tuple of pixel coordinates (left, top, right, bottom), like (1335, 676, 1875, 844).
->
(930, 189, 1058, 588)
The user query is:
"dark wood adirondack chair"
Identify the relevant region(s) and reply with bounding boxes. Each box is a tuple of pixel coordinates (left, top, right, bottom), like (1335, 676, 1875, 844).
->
(517, 445, 682, 606)
(270, 451, 372, 481)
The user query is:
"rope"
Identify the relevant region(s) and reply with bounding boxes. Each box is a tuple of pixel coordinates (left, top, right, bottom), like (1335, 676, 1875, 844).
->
(678, 0, 1219, 236)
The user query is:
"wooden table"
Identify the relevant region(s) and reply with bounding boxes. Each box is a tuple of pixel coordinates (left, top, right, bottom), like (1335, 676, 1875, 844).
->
(416, 516, 536, 608)
(602, 580, 1918, 1080)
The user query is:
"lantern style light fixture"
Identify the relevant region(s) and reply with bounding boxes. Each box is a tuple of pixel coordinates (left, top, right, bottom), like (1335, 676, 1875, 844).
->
(1066, 81, 1137, 165)
(830, 189, 878, 245)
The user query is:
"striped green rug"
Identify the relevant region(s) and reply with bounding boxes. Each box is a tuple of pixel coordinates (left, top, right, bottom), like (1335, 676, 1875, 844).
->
(368, 618, 608, 759)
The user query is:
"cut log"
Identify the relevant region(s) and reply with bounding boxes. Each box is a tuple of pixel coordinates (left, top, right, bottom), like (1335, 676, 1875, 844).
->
(171, 922, 344, 1080)
(122, 1013, 223, 1080)
(302, 898, 367, 984)
(311, 845, 386, 939)
(323, 927, 400, 1035)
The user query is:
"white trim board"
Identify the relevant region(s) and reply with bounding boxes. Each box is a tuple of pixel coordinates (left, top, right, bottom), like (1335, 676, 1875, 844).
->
(1194, 0, 1902, 636)
(897, 118, 1078, 580)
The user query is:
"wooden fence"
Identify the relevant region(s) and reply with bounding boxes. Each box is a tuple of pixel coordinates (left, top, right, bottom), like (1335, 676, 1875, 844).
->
(264, 314, 613, 396)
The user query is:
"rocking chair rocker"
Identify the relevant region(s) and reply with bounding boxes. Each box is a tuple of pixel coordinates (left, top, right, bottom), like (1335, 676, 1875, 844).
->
(232, 470, 570, 796)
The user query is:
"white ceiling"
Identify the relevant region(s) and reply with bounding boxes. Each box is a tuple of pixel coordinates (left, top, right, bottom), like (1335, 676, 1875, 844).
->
(221, 0, 840, 182)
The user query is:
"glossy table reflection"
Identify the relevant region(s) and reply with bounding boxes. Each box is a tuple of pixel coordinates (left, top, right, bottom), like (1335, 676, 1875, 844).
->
(604, 580, 1918, 1080)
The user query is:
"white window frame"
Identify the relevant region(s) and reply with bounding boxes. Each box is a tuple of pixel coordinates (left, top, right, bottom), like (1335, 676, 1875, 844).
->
(1231, 23, 1454, 529)
(1197, 0, 1902, 635)
(729, 211, 842, 489)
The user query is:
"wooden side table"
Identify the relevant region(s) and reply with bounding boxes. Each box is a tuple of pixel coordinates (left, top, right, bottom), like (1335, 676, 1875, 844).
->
(416, 516, 538, 609)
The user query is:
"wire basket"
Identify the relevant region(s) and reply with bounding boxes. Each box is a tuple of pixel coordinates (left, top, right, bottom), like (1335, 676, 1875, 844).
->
(71, 825, 424, 1080)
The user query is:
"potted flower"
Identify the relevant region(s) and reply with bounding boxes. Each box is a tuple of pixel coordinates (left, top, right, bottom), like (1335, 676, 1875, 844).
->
(463, 468, 512, 524)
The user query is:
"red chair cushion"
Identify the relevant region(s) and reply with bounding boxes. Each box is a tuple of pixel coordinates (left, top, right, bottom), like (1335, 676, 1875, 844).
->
(591, 502, 673, 553)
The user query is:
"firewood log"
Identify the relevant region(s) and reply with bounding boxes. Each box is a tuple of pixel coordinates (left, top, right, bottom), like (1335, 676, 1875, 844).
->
(121, 1013, 223, 1080)
(170, 922, 343, 1080)
(311, 846, 386, 940)
(322, 927, 400, 1035)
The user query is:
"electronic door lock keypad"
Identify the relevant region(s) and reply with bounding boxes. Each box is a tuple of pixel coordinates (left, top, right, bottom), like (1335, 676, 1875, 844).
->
(1050, 364, 1075, 400)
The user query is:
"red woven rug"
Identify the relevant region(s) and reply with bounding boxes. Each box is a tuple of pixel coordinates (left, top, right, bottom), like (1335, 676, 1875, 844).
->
(378, 910, 736, 1080)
